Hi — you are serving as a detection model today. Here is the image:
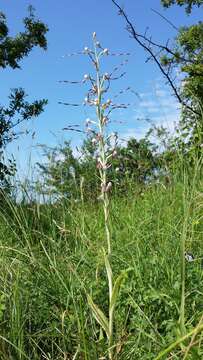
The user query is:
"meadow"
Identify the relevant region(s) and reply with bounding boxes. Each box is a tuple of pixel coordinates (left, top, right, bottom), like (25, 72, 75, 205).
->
(0, 2, 203, 358)
(0, 161, 202, 359)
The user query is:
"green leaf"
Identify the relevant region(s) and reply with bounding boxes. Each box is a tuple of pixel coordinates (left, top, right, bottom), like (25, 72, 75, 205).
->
(110, 268, 132, 313)
(87, 294, 110, 339)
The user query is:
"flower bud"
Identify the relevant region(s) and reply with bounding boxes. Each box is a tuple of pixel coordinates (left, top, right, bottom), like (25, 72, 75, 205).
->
(106, 182, 112, 192)
(102, 116, 108, 125)
(91, 138, 97, 145)
(84, 47, 89, 53)
(92, 32, 96, 39)
(103, 48, 109, 55)
(83, 74, 90, 81)
(93, 98, 99, 105)
(104, 72, 110, 80)
(85, 118, 91, 125)
(112, 150, 117, 158)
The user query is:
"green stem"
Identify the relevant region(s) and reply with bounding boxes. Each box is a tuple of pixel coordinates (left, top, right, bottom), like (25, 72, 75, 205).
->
(95, 42, 113, 359)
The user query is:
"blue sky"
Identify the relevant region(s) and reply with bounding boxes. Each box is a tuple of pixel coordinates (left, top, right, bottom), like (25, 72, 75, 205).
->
(0, 0, 200, 177)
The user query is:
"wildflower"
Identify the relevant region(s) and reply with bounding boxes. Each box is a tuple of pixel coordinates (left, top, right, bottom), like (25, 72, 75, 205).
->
(95, 133, 100, 140)
(102, 116, 108, 125)
(106, 181, 112, 192)
(103, 163, 111, 170)
(93, 98, 99, 106)
(102, 99, 111, 110)
(103, 48, 109, 55)
(101, 181, 112, 193)
(115, 167, 120, 172)
(92, 84, 98, 94)
(96, 158, 103, 169)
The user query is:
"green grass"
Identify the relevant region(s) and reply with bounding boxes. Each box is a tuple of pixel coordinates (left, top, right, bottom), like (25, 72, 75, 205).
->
(0, 172, 203, 359)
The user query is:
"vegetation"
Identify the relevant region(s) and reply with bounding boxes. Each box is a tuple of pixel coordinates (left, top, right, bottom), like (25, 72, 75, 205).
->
(0, 6, 48, 189)
(37, 135, 160, 201)
(161, 0, 203, 13)
(0, 161, 202, 359)
(112, 0, 203, 158)
(0, 1, 203, 359)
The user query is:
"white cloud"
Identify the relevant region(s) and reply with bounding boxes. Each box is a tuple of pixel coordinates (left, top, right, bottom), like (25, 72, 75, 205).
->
(119, 80, 180, 142)
(120, 126, 150, 142)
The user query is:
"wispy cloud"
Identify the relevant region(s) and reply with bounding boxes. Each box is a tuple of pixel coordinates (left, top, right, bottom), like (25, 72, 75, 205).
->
(119, 79, 180, 142)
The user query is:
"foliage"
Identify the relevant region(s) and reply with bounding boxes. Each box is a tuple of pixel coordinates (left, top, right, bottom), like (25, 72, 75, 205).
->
(0, 6, 48, 69)
(112, 0, 203, 158)
(37, 141, 82, 199)
(0, 6, 48, 189)
(160, 1, 203, 156)
(112, 138, 159, 187)
(37, 136, 160, 200)
(161, 0, 203, 13)
(0, 168, 202, 359)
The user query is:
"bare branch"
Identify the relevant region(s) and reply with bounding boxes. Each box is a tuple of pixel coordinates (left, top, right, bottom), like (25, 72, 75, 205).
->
(151, 8, 179, 31)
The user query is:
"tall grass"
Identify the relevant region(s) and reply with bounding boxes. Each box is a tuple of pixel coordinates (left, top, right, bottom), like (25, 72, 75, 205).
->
(0, 155, 202, 359)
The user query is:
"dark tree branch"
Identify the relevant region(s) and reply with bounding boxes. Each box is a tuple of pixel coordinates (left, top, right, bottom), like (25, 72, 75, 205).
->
(111, 0, 201, 117)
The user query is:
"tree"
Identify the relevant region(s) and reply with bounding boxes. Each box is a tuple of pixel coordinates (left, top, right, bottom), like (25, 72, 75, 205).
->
(37, 136, 159, 201)
(114, 137, 159, 185)
(161, 0, 203, 13)
(160, 9, 203, 155)
(111, 0, 203, 156)
(0, 6, 48, 189)
(37, 142, 82, 200)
